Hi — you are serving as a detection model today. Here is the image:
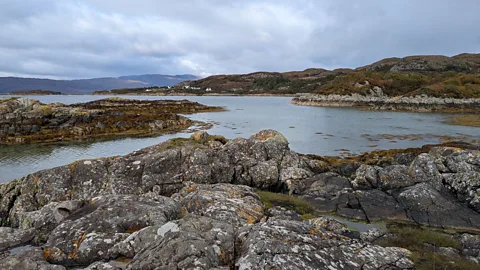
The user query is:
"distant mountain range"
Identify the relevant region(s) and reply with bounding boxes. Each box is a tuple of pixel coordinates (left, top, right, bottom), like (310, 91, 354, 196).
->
(0, 74, 200, 94)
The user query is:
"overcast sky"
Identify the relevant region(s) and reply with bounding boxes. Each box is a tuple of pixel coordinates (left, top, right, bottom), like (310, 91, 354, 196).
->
(0, 0, 479, 79)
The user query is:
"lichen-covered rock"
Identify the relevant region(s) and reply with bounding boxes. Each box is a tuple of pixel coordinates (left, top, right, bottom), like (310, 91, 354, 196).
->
(235, 219, 414, 270)
(394, 183, 480, 229)
(445, 150, 480, 173)
(43, 195, 181, 266)
(352, 164, 379, 190)
(336, 191, 367, 220)
(443, 172, 480, 211)
(0, 179, 23, 226)
(378, 165, 416, 190)
(174, 183, 264, 226)
(16, 200, 85, 245)
(127, 215, 235, 270)
(107, 225, 161, 260)
(83, 261, 126, 270)
(2, 131, 480, 269)
(0, 227, 35, 252)
(305, 217, 349, 235)
(249, 160, 279, 189)
(408, 153, 443, 190)
(1, 130, 313, 229)
(354, 189, 408, 222)
(360, 228, 384, 243)
(461, 233, 480, 259)
(267, 206, 301, 221)
(296, 172, 351, 212)
(0, 246, 66, 270)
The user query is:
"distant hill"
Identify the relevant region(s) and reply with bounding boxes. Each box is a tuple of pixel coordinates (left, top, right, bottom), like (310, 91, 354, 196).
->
(0, 74, 199, 94)
(172, 53, 480, 98)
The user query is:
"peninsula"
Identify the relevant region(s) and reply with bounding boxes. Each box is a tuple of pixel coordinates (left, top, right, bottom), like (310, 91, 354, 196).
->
(0, 97, 223, 145)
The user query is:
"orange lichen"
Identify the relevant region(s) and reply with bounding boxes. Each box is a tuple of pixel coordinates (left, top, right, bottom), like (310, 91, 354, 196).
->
(246, 216, 256, 225)
(309, 227, 319, 236)
(68, 233, 87, 259)
(185, 185, 197, 193)
(254, 134, 274, 141)
(43, 248, 55, 260)
(59, 189, 73, 201)
(125, 225, 145, 234)
(33, 176, 40, 184)
(116, 257, 133, 263)
(236, 208, 261, 224)
(69, 161, 79, 172)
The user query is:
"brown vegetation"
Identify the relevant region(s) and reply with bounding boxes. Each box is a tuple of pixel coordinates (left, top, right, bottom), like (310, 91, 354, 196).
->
(448, 114, 480, 127)
(163, 53, 480, 98)
(0, 98, 224, 145)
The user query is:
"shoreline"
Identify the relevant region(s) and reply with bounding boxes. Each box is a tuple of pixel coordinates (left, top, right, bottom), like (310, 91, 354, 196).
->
(1, 93, 296, 97)
(291, 94, 480, 113)
(0, 97, 224, 145)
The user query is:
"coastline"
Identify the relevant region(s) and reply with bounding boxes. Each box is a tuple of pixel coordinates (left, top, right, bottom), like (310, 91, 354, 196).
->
(291, 94, 480, 113)
(0, 97, 224, 145)
(2, 92, 296, 97)
(0, 130, 479, 269)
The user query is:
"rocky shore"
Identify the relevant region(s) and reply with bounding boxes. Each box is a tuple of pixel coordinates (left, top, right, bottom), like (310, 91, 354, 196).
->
(9, 90, 62, 96)
(0, 130, 479, 269)
(0, 97, 223, 145)
(291, 93, 480, 112)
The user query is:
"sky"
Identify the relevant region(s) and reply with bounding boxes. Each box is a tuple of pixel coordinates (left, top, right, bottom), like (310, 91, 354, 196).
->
(0, 0, 479, 79)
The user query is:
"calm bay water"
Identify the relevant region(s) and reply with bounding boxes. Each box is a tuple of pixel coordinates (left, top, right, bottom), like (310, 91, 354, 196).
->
(1, 95, 479, 183)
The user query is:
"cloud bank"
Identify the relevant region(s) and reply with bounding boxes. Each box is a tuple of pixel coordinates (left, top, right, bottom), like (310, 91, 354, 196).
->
(0, 0, 479, 79)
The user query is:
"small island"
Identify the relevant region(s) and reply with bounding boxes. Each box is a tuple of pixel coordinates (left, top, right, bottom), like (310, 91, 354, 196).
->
(0, 97, 223, 144)
(10, 90, 62, 95)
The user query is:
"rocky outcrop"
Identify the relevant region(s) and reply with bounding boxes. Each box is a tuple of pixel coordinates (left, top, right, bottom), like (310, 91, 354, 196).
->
(236, 218, 413, 270)
(0, 97, 223, 144)
(296, 146, 480, 230)
(1, 130, 480, 268)
(0, 183, 416, 269)
(0, 130, 310, 229)
(291, 93, 480, 112)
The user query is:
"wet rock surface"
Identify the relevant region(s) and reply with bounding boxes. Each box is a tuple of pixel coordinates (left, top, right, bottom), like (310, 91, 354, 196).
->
(0, 130, 479, 269)
(0, 97, 222, 145)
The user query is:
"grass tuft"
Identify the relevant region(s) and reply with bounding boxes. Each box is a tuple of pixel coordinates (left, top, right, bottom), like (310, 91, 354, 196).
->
(256, 190, 314, 216)
(378, 223, 478, 270)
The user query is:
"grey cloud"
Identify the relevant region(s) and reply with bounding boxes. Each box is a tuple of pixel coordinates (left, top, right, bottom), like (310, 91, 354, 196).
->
(0, 0, 478, 79)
